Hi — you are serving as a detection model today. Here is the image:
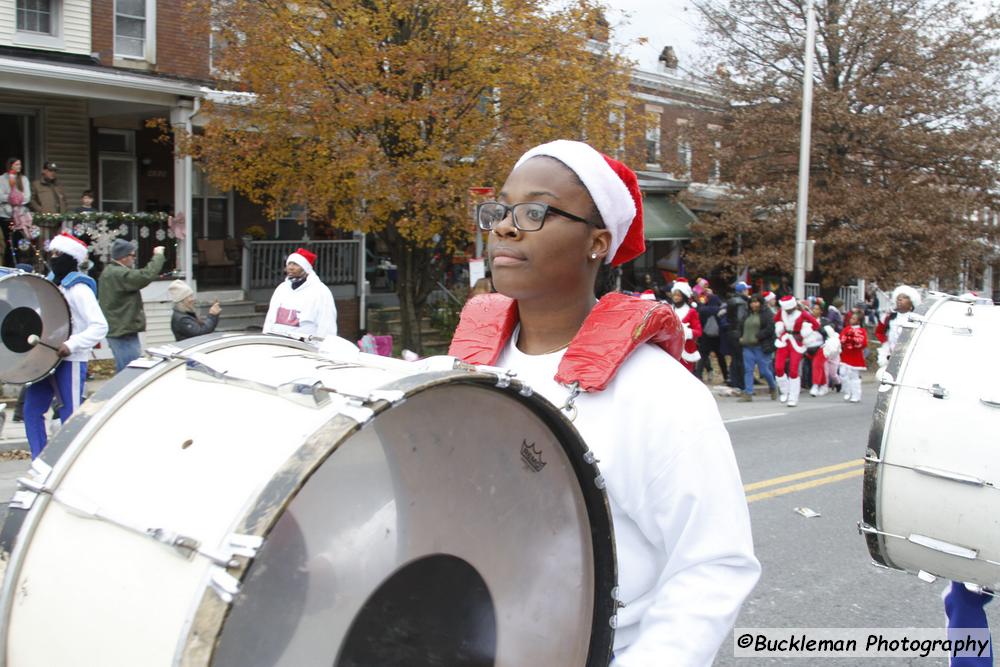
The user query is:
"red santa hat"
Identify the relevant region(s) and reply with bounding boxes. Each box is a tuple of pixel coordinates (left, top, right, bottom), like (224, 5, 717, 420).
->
(763, 291, 775, 302)
(514, 140, 644, 266)
(286, 248, 317, 275)
(778, 294, 798, 311)
(671, 277, 693, 299)
(639, 289, 657, 301)
(49, 232, 88, 263)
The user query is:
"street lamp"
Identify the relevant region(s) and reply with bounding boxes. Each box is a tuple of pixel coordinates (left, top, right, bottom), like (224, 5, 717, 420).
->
(794, 0, 817, 299)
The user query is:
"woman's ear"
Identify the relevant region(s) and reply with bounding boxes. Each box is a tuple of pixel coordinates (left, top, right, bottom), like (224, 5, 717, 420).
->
(589, 228, 612, 263)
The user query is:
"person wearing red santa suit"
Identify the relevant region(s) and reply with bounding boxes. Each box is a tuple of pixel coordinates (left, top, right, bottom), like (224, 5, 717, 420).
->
(839, 310, 868, 403)
(773, 295, 820, 407)
(448, 140, 759, 666)
(670, 278, 702, 373)
(262, 247, 338, 340)
(875, 284, 921, 365)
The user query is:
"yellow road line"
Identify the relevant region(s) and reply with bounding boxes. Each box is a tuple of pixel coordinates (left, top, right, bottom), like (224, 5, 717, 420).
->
(743, 459, 864, 492)
(746, 469, 864, 503)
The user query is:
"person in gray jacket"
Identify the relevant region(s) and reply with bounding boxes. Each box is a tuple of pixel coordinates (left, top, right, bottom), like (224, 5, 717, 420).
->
(167, 279, 221, 341)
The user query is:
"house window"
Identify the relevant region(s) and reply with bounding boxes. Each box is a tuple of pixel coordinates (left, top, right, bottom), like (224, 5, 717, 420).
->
(16, 0, 55, 34)
(98, 129, 137, 213)
(115, 0, 151, 59)
(645, 105, 662, 166)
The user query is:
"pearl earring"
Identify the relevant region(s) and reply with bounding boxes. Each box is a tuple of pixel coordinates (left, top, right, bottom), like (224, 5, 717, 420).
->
(590, 253, 598, 259)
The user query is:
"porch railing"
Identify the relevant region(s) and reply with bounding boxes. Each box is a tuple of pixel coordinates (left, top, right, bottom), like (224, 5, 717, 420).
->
(241, 240, 360, 291)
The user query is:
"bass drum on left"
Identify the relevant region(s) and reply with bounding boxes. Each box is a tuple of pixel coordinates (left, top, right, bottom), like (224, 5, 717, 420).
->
(0, 267, 71, 384)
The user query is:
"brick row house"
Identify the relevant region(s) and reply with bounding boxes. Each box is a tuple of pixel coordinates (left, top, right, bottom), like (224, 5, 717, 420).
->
(0, 0, 364, 344)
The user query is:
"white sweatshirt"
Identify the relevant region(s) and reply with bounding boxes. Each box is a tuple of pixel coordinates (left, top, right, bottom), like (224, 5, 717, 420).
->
(498, 335, 760, 666)
(262, 274, 338, 339)
(61, 282, 108, 362)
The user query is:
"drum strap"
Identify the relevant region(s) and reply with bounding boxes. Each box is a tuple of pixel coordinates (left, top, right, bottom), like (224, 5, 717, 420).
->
(449, 292, 684, 391)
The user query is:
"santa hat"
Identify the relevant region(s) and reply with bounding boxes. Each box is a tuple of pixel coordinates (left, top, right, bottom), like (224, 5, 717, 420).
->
(639, 289, 657, 301)
(287, 248, 317, 275)
(514, 140, 643, 266)
(763, 291, 775, 302)
(671, 278, 693, 299)
(49, 232, 88, 263)
(779, 294, 798, 311)
(891, 285, 922, 308)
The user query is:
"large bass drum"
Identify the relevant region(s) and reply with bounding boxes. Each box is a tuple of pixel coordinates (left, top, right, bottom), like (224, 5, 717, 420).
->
(0, 267, 71, 384)
(862, 294, 1000, 588)
(0, 334, 616, 666)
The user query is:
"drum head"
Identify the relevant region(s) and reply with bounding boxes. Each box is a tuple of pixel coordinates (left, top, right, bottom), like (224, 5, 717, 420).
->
(212, 381, 614, 667)
(0, 272, 70, 384)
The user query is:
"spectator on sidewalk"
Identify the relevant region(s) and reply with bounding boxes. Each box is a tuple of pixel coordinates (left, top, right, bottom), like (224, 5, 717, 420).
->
(74, 190, 97, 215)
(98, 239, 166, 372)
(738, 295, 777, 402)
(262, 248, 338, 340)
(0, 158, 30, 267)
(724, 282, 750, 389)
(695, 285, 727, 384)
(168, 279, 221, 341)
(24, 233, 107, 458)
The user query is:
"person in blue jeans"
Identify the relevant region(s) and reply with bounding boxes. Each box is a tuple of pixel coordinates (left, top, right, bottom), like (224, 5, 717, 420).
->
(739, 295, 778, 401)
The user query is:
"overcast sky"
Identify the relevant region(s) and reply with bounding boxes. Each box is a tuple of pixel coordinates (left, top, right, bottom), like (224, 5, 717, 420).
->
(604, 0, 705, 74)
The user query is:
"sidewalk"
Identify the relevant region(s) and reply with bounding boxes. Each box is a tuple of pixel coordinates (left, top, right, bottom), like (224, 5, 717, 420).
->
(0, 377, 112, 452)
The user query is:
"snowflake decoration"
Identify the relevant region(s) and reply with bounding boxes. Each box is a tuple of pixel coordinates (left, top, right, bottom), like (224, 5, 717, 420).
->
(17, 239, 31, 252)
(166, 228, 175, 239)
(29, 227, 40, 239)
(139, 226, 150, 239)
(87, 219, 127, 263)
(118, 224, 128, 235)
(155, 229, 166, 241)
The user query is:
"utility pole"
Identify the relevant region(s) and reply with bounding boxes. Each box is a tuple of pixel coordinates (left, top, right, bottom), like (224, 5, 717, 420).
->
(794, 0, 817, 299)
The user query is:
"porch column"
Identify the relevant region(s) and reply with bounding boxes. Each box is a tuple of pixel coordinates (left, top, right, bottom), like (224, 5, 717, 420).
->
(170, 99, 195, 288)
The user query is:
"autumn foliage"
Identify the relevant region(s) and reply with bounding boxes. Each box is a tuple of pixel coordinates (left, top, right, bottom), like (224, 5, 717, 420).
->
(687, 0, 1000, 289)
(185, 0, 632, 349)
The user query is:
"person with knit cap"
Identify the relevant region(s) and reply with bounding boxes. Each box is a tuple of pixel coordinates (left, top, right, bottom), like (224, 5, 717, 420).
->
(875, 284, 922, 365)
(168, 279, 221, 342)
(448, 139, 759, 666)
(670, 278, 702, 373)
(839, 310, 868, 402)
(773, 294, 821, 407)
(262, 248, 338, 340)
(24, 233, 108, 458)
(98, 238, 166, 372)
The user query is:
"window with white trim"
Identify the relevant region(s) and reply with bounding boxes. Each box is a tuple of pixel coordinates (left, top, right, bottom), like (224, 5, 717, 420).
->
(115, 0, 154, 60)
(645, 105, 662, 166)
(16, 0, 56, 34)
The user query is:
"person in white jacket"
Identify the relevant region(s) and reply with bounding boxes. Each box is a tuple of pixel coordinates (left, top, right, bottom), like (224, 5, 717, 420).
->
(450, 140, 760, 666)
(24, 233, 108, 458)
(262, 247, 338, 340)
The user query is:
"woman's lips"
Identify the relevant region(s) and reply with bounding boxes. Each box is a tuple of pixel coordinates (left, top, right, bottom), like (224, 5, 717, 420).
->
(490, 248, 527, 267)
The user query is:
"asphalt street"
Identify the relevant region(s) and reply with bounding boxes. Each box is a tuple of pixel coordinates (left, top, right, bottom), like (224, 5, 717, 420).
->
(715, 381, 1000, 666)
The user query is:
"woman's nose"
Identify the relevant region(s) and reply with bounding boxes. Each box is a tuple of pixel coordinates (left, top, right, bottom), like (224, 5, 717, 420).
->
(491, 209, 519, 238)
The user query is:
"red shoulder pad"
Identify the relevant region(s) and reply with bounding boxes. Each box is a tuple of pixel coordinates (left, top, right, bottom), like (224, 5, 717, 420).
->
(555, 292, 684, 392)
(447, 293, 518, 365)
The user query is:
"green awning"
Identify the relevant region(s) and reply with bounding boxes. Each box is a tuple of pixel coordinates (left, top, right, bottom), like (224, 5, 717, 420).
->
(643, 197, 697, 241)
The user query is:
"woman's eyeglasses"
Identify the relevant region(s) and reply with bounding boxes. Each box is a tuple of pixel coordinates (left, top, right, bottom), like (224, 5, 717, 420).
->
(476, 201, 592, 232)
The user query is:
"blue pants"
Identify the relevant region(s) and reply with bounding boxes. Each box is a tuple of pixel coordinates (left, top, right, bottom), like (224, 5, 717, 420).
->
(24, 360, 87, 459)
(743, 345, 777, 395)
(106, 333, 142, 373)
(944, 581, 992, 666)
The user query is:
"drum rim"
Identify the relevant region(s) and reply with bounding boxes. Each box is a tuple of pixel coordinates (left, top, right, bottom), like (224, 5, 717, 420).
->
(861, 295, 944, 570)
(0, 272, 73, 385)
(0, 332, 315, 666)
(179, 369, 618, 667)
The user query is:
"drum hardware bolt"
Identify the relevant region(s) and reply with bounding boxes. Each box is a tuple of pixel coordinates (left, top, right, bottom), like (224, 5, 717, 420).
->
(594, 475, 606, 490)
(518, 385, 533, 397)
(583, 451, 600, 464)
(181, 439, 194, 450)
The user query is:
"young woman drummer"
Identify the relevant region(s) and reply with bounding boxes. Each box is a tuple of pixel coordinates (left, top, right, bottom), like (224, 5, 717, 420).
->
(449, 140, 759, 666)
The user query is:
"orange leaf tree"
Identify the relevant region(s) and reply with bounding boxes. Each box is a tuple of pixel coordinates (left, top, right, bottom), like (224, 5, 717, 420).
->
(688, 0, 1000, 290)
(189, 0, 632, 350)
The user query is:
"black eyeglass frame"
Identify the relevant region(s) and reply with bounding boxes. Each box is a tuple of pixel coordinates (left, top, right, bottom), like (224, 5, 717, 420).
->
(475, 201, 593, 232)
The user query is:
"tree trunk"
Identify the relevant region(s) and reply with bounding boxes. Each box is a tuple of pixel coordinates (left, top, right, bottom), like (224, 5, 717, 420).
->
(383, 229, 437, 355)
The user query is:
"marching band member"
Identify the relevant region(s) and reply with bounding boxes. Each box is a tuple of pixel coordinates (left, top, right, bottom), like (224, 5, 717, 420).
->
(24, 233, 107, 458)
(262, 247, 338, 340)
(875, 284, 921, 364)
(838, 310, 868, 403)
(449, 140, 759, 666)
(670, 278, 702, 373)
(773, 294, 820, 407)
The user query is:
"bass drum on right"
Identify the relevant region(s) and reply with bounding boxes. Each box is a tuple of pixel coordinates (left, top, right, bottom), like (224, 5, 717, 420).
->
(862, 293, 1000, 589)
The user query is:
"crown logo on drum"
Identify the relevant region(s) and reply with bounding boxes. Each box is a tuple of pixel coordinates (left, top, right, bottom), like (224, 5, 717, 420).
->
(520, 440, 547, 472)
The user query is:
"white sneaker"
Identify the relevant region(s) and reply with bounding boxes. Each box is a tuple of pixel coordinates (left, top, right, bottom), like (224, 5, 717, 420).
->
(809, 385, 819, 397)
(844, 393, 852, 401)
(817, 385, 830, 396)
(787, 399, 798, 407)
(850, 397, 861, 403)
(780, 393, 788, 402)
